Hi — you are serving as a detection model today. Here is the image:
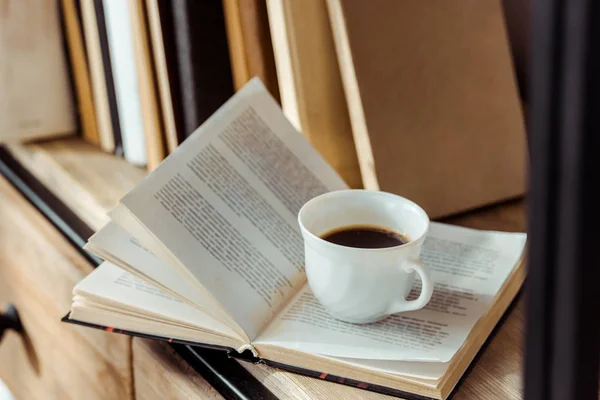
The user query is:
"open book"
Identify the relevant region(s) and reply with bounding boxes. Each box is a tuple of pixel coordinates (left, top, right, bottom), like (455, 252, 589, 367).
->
(65, 79, 527, 400)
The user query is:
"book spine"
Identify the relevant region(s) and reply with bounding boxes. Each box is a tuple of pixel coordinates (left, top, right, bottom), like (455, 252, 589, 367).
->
(152, 0, 185, 145)
(93, 0, 123, 155)
(169, 0, 234, 138)
(101, 0, 147, 165)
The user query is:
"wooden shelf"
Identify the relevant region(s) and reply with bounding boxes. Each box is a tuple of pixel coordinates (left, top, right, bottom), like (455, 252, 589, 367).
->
(6, 136, 526, 399)
(8, 137, 146, 231)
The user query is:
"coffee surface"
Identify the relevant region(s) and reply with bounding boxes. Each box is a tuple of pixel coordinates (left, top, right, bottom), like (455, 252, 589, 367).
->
(320, 225, 409, 249)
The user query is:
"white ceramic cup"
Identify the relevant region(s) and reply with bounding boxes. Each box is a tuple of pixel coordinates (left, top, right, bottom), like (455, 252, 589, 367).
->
(298, 190, 434, 324)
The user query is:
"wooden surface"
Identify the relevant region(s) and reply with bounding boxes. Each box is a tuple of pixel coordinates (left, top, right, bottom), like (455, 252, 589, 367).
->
(8, 137, 526, 399)
(327, 0, 527, 218)
(133, 339, 224, 399)
(242, 362, 399, 400)
(0, 175, 132, 399)
(266, 0, 362, 188)
(8, 138, 146, 232)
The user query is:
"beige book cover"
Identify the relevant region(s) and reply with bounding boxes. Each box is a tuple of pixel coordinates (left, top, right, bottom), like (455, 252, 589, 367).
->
(0, 0, 75, 142)
(327, 0, 527, 218)
(266, 0, 362, 188)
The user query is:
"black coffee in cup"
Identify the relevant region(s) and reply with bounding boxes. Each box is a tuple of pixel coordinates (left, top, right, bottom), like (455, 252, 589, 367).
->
(320, 225, 409, 249)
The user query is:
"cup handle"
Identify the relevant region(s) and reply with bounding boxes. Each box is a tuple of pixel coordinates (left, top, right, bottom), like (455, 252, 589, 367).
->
(387, 259, 434, 314)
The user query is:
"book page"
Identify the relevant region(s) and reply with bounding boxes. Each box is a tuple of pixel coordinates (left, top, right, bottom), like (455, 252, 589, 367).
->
(86, 222, 237, 331)
(119, 79, 348, 340)
(327, 356, 448, 380)
(255, 223, 526, 361)
(72, 262, 240, 341)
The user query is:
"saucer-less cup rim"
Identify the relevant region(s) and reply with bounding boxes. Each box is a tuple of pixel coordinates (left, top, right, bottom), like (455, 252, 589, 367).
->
(298, 189, 434, 322)
(298, 189, 430, 252)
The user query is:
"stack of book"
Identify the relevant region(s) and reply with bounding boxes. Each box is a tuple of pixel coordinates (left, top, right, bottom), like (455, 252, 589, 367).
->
(2, 0, 527, 217)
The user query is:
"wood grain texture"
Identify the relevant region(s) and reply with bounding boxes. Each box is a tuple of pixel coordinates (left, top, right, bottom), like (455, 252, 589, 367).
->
(7, 138, 146, 231)
(0, 0, 75, 142)
(129, 0, 166, 170)
(0, 175, 132, 399)
(266, 0, 362, 188)
(241, 362, 399, 400)
(133, 339, 224, 399)
(61, 0, 100, 146)
(241, 199, 526, 399)
(327, 0, 527, 218)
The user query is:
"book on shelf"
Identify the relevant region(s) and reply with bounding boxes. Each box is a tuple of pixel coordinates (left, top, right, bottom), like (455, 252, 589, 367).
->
(128, 0, 166, 170)
(266, 0, 362, 189)
(166, 0, 234, 139)
(61, 0, 100, 147)
(223, 0, 280, 101)
(64, 79, 527, 400)
(80, 0, 119, 153)
(145, 0, 180, 154)
(327, 0, 527, 218)
(0, 0, 75, 143)
(101, 0, 148, 166)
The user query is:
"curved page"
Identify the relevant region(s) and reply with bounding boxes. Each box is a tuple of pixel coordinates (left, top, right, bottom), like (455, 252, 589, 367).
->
(72, 262, 239, 340)
(120, 79, 347, 340)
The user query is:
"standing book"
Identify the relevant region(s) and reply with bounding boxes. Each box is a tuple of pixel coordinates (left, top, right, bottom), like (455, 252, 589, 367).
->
(64, 79, 527, 400)
(102, 0, 147, 166)
(80, 0, 118, 153)
(128, 0, 166, 170)
(61, 0, 100, 146)
(223, 0, 280, 100)
(327, 0, 527, 218)
(145, 0, 180, 154)
(0, 0, 75, 142)
(167, 0, 234, 139)
(266, 0, 362, 188)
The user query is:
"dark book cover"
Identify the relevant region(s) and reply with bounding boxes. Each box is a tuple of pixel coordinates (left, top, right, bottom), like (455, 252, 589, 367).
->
(167, 0, 235, 139)
(93, 0, 123, 156)
(153, 0, 185, 145)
